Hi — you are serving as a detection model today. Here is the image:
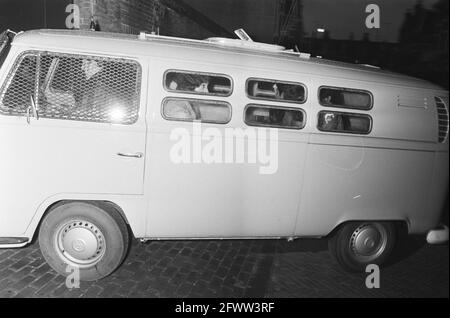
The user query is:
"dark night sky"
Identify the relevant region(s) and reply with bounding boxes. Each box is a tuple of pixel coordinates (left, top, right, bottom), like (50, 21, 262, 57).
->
(0, 0, 72, 31)
(0, 0, 442, 43)
(301, 0, 439, 42)
(185, 0, 440, 43)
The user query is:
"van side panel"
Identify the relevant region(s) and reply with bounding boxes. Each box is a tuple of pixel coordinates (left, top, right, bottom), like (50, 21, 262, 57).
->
(0, 120, 148, 236)
(145, 130, 306, 237)
(293, 80, 447, 236)
(296, 137, 436, 236)
(144, 59, 307, 238)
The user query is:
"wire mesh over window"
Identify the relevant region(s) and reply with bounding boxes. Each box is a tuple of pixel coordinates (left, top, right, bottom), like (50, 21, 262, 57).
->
(0, 51, 142, 124)
(0, 54, 37, 115)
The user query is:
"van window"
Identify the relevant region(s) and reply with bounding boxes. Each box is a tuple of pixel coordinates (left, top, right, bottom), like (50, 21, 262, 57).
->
(318, 111, 372, 134)
(164, 70, 232, 96)
(319, 86, 373, 110)
(244, 104, 305, 129)
(0, 51, 141, 124)
(0, 54, 37, 115)
(246, 78, 306, 103)
(162, 97, 231, 124)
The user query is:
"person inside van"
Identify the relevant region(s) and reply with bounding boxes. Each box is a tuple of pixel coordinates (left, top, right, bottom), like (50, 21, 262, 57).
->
(320, 88, 340, 106)
(164, 98, 198, 121)
(168, 78, 209, 95)
(75, 59, 107, 107)
(281, 109, 303, 128)
(274, 83, 284, 99)
(321, 112, 338, 131)
(321, 94, 333, 105)
(40, 57, 125, 118)
(167, 73, 210, 94)
(194, 81, 209, 93)
(281, 84, 304, 102)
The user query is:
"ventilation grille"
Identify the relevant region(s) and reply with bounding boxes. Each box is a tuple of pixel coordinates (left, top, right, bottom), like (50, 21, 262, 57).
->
(435, 96, 449, 143)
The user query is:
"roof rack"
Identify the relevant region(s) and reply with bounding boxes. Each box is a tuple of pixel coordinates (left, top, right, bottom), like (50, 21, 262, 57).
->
(206, 37, 286, 52)
(138, 32, 205, 45)
(137, 31, 311, 59)
(359, 63, 381, 69)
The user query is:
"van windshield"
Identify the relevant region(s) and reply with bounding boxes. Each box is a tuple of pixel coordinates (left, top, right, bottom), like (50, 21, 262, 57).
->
(0, 30, 14, 71)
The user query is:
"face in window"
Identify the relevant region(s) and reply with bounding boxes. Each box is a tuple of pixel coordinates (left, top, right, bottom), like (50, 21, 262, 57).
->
(245, 106, 304, 129)
(169, 80, 178, 90)
(321, 112, 337, 130)
(319, 87, 372, 110)
(280, 85, 304, 101)
(194, 82, 209, 93)
(81, 60, 102, 80)
(281, 110, 303, 128)
(324, 113, 335, 123)
(322, 95, 332, 105)
(165, 71, 231, 96)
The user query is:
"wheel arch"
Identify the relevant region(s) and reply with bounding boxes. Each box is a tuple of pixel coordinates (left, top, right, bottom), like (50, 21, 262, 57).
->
(30, 199, 134, 244)
(326, 219, 410, 238)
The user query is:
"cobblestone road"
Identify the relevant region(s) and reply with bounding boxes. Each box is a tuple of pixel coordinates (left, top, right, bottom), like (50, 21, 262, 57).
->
(0, 233, 448, 298)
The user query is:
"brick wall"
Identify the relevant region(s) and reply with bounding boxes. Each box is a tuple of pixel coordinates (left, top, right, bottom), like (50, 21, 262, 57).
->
(160, 7, 215, 39)
(74, 0, 160, 34)
(74, 0, 214, 38)
(186, 0, 278, 43)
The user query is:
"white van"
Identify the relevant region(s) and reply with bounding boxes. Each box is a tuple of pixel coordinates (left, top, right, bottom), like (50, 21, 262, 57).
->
(0, 29, 448, 281)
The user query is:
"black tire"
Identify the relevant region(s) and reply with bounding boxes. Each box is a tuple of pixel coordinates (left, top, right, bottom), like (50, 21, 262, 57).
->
(328, 221, 396, 272)
(39, 202, 129, 281)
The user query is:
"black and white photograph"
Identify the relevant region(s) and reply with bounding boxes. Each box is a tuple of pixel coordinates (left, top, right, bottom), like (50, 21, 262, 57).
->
(0, 0, 448, 304)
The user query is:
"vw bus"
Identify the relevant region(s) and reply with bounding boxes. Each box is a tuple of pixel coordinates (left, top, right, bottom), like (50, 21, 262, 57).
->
(0, 29, 448, 281)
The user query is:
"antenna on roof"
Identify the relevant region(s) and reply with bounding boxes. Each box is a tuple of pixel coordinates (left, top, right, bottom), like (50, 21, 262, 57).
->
(234, 29, 253, 42)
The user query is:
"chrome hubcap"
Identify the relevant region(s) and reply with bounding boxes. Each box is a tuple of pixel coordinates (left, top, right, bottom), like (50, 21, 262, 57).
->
(55, 220, 106, 268)
(350, 223, 388, 262)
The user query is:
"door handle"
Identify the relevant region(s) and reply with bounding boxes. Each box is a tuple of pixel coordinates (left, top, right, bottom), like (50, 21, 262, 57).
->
(117, 152, 144, 159)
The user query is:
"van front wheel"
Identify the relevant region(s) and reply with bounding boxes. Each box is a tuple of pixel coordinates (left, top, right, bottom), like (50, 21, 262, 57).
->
(329, 221, 396, 272)
(39, 202, 129, 281)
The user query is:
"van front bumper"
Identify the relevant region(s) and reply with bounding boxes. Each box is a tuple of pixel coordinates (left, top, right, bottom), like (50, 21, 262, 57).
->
(426, 224, 449, 245)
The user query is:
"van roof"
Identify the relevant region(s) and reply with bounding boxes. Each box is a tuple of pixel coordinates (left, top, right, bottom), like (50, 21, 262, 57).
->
(12, 29, 445, 91)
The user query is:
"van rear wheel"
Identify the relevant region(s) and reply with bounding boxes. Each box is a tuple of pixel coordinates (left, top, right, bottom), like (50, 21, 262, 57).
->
(329, 221, 396, 272)
(39, 202, 129, 281)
